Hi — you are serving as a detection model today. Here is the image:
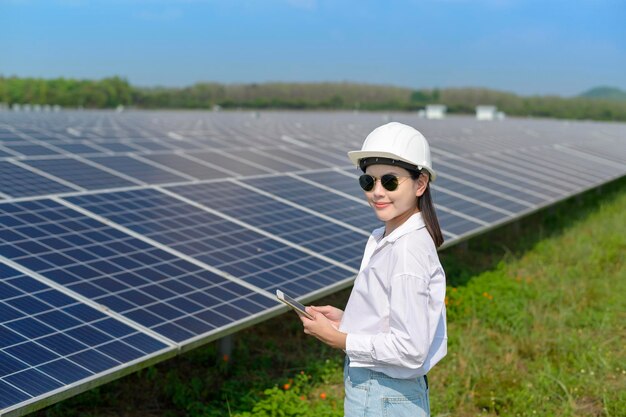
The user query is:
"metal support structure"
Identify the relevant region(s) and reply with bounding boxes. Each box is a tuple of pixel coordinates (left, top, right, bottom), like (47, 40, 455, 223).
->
(511, 220, 521, 235)
(219, 334, 234, 362)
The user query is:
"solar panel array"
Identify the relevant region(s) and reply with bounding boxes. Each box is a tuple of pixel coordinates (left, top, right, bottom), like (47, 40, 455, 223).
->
(1, 110, 624, 416)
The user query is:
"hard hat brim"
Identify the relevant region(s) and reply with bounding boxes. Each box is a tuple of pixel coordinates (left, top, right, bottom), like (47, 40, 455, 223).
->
(347, 150, 437, 181)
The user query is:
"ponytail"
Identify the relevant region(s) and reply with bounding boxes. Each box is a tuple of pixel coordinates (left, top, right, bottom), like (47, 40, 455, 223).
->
(411, 171, 444, 248)
(418, 187, 444, 248)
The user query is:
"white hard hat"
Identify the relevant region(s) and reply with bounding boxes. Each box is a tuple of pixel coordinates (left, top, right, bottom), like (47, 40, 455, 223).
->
(347, 122, 436, 181)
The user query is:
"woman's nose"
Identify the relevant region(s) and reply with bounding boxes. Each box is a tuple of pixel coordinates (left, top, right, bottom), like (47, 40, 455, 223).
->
(372, 179, 386, 196)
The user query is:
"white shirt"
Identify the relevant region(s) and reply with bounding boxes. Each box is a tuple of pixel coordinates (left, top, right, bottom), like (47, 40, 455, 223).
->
(339, 212, 447, 379)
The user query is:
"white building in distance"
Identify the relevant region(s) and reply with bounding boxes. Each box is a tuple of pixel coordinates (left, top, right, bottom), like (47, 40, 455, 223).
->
(476, 105, 497, 121)
(425, 105, 447, 119)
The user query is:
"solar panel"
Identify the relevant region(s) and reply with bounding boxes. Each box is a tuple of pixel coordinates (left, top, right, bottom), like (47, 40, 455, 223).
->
(129, 140, 173, 152)
(85, 156, 188, 184)
(0, 199, 278, 343)
(430, 186, 510, 223)
(437, 156, 567, 198)
(257, 147, 330, 169)
(2, 144, 60, 157)
(434, 159, 548, 205)
(296, 145, 354, 166)
(242, 175, 381, 231)
(296, 170, 367, 200)
(0, 110, 624, 415)
(190, 151, 273, 175)
(515, 147, 621, 180)
(0, 262, 172, 413)
(434, 176, 529, 213)
(167, 181, 367, 269)
(140, 153, 232, 180)
(0, 161, 75, 198)
(286, 170, 475, 240)
(23, 158, 136, 190)
(93, 142, 139, 153)
(227, 149, 301, 172)
(471, 153, 581, 193)
(562, 141, 626, 165)
(50, 143, 102, 155)
(65, 188, 357, 296)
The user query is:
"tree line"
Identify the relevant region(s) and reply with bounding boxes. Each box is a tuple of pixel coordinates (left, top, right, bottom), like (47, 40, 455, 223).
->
(1, 75, 625, 122)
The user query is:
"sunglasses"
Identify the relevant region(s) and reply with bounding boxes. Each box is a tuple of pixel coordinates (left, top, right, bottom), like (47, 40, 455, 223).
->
(359, 174, 410, 192)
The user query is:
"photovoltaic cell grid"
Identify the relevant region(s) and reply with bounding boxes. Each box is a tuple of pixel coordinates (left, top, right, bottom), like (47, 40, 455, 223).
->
(295, 170, 366, 200)
(2, 144, 60, 157)
(191, 151, 273, 176)
(23, 158, 136, 190)
(242, 175, 381, 231)
(223, 149, 300, 172)
(563, 140, 626, 165)
(52, 143, 102, 155)
(140, 154, 232, 180)
(167, 181, 365, 269)
(433, 160, 548, 205)
(0, 199, 277, 343)
(298, 170, 486, 239)
(436, 157, 569, 199)
(0, 263, 169, 410)
(0, 111, 624, 415)
(0, 161, 75, 198)
(86, 156, 187, 184)
(65, 188, 356, 295)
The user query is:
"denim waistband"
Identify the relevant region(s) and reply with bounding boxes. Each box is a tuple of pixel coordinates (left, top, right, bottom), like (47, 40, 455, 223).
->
(344, 356, 428, 389)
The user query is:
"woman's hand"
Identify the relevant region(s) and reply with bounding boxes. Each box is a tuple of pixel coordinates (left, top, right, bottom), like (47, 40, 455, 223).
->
(300, 306, 347, 350)
(309, 305, 344, 329)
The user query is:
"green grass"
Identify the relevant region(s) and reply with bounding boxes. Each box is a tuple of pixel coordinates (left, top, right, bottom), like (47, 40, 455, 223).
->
(35, 177, 625, 417)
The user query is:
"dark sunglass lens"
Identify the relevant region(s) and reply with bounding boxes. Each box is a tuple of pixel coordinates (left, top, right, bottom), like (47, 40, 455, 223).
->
(381, 174, 399, 191)
(359, 175, 375, 191)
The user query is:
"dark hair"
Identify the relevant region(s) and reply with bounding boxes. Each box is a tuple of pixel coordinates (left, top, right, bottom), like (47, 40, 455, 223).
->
(410, 170, 444, 248)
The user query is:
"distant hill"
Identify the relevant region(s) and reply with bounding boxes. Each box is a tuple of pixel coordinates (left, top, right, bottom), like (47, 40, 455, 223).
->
(579, 86, 626, 101)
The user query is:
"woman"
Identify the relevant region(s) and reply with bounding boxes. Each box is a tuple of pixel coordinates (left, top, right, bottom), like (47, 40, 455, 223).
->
(301, 122, 447, 417)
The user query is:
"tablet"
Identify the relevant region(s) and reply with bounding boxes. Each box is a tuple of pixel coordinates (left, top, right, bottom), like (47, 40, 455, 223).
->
(276, 289, 314, 320)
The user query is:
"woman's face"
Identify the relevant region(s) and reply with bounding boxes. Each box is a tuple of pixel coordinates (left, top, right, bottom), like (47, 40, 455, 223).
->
(363, 164, 427, 226)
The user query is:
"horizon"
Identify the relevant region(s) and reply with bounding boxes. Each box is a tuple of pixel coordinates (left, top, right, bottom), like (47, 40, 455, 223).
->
(2, 0, 625, 97)
(2, 75, 621, 99)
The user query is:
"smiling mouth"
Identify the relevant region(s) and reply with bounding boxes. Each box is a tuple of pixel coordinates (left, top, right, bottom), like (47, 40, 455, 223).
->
(373, 202, 391, 208)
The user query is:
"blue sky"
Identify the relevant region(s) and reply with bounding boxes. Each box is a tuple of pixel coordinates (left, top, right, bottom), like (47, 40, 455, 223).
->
(1, 0, 625, 96)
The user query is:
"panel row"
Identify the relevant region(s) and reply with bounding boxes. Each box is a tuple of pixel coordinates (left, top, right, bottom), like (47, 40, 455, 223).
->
(0, 263, 172, 413)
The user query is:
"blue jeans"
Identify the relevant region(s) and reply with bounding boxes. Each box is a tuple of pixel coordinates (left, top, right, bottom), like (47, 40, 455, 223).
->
(344, 357, 430, 417)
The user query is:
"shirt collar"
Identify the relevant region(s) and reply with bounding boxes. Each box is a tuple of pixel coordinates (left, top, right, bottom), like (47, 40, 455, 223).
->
(372, 211, 426, 244)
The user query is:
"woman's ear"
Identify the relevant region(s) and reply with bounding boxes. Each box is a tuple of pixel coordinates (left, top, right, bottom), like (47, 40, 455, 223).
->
(415, 172, 429, 197)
